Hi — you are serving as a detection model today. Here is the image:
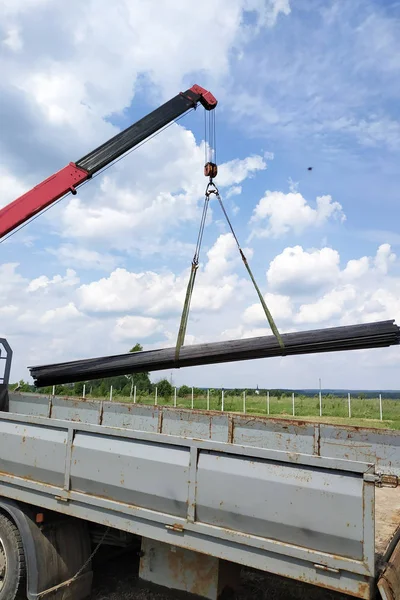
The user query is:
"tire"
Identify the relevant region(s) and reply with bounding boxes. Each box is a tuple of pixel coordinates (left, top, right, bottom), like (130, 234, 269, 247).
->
(0, 513, 26, 599)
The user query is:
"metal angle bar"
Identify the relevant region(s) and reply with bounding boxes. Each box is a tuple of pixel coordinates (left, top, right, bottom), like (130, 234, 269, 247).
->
(63, 427, 75, 491)
(29, 320, 400, 387)
(187, 447, 198, 523)
(362, 476, 376, 574)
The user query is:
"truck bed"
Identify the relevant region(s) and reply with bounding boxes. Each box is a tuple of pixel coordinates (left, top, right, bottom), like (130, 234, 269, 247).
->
(376, 487, 400, 560)
(2, 393, 400, 599)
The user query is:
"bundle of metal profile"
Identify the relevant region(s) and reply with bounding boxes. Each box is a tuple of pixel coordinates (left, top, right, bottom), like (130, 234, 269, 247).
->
(29, 320, 400, 387)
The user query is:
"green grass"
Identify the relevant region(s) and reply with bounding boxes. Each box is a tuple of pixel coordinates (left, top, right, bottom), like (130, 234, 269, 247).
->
(92, 392, 400, 430)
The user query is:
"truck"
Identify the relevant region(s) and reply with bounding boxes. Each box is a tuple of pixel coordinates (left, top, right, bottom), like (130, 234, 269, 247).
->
(1, 84, 400, 599)
(0, 338, 400, 599)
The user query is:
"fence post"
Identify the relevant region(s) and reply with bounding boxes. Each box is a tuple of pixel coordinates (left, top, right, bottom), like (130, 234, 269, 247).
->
(348, 392, 351, 418)
(174, 387, 177, 408)
(191, 387, 194, 410)
(292, 392, 295, 417)
(133, 385, 137, 404)
(267, 391, 270, 415)
(110, 386, 113, 401)
(243, 390, 246, 414)
(83, 384, 86, 399)
(319, 390, 322, 417)
(52, 385, 55, 396)
(155, 387, 158, 406)
(221, 389, 224, 412)
(379, 393, 383, 421)
(130, 380, 134, 400)
(207, 389, 210, 411)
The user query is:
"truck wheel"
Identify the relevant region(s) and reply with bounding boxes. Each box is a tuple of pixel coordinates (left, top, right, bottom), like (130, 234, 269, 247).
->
(0, 513, 26, 599)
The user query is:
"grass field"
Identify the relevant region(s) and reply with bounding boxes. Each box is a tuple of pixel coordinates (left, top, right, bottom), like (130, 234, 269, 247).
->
(95, 392, 400, 430)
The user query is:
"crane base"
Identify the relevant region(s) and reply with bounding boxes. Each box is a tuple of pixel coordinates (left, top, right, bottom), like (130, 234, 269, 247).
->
(139, 538, 240, 599)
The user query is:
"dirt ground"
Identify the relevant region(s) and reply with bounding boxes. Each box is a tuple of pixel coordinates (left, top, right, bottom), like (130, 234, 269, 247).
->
(90, 547, 351, 600)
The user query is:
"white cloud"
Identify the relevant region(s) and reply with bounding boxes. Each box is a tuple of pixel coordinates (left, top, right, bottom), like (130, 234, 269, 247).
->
(40, 302, 83, 324)
(47, 245, 122, 271)
(0, 166, 28, 209)
(226, 186, 242, 198)
(0, 0, 290, 154)
(27, 269, 79, 293)
(243, 293, 293, 325)
(342, 256, 370, 281)
(2, 27, 23, 52)
(267, 246, 341, 294)
(78, 233, 248, 316)
(295, 286, 357, 325)
(374, 243, 396, 274)
(250, 191, 345, 238)
(247, 243, 400, 335)
(217, 155, 268, 187)
(58, 124, 267, 251)
(113, 316, 164, 341)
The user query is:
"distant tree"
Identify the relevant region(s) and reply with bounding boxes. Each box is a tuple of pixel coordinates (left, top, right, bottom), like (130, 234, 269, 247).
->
(178, 385, 191, 397)
(157, 379, 173, 398)
(10, 380, 34, 393)
(127, 343, 151, 392)
(74, 382, 84, 396)
(130, 343, 143, 353)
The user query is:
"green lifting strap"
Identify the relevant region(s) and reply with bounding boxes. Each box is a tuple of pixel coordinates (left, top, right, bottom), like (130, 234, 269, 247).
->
(175, 194, 210, 361)
(175, 184, 285, 360)
(215, 190, 285, 351)
(175, 262, 198, 361)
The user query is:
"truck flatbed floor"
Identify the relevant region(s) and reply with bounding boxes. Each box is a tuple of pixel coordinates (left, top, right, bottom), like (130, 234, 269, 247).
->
(375, 486, 400, 560)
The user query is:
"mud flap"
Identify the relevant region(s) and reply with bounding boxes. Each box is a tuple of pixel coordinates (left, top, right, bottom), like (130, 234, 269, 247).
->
(0, 499, 92, 600)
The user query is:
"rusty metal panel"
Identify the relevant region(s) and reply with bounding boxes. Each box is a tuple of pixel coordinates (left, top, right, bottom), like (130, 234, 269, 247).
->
(0, 417, 66, 486)
(139, 537, 240, 600)
(0, 408, 377, 599)
(161, 409, 228, 442)
(196, 450, 365, 560)
(378, 537, 400, 600)
(0, 478, 374, 599)
(101, 402, 159, 431)
(6, 393, 400, 480)
(50, 396, 101, 424)
(9, 393, 50, 417)
(320, 425, 400, 476)
(69, 431, 190, 517)
(233, 416, 315, 453)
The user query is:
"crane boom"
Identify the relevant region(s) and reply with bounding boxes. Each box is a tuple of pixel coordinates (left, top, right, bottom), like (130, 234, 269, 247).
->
(0, 84, 217, 239)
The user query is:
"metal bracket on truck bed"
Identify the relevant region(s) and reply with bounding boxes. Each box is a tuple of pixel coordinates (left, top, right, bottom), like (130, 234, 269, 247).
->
(0, 338, 12, 412)
(364, 473, 399, 488)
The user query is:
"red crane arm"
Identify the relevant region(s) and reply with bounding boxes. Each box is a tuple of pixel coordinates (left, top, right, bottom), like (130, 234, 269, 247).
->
(0, 85, 217, 239)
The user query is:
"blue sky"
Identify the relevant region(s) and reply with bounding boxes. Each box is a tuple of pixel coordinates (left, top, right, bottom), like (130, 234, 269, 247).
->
(1, 0, 400, 390)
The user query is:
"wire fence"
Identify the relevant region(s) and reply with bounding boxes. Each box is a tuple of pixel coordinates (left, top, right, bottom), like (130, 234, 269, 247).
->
(61, 384, 400, 425)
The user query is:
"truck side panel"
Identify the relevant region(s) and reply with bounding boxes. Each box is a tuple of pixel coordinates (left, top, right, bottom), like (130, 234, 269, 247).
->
(0, 408, 376, 598)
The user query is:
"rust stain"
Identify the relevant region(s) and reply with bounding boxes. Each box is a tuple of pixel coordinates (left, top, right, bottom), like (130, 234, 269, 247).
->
(99, 401, 104, 425)
(227, 415, 234, 444)
(166, 544, 216, 597)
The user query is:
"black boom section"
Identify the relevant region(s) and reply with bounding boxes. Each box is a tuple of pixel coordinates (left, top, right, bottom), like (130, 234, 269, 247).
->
(76, 89, 202, 175)
(0, 338, 12, 411)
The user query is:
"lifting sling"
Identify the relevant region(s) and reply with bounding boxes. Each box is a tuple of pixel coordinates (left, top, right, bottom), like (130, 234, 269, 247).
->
(175, 109, 285, 359)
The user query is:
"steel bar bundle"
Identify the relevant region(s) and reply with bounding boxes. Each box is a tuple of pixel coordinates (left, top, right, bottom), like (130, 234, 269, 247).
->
(29, 320, 400, 387)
